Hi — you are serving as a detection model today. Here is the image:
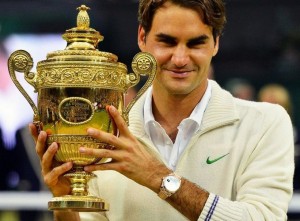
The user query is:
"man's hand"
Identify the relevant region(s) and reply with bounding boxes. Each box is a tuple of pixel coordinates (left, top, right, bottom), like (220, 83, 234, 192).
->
(79, 105, 171, 193)
(29, 123, 73, 197)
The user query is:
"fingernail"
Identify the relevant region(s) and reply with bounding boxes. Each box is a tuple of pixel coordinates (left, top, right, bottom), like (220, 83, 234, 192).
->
(84, 166, 91, 172)
(79, 147, 86, 153)
(39, 130, 46, 137)
(66, 162, 73, 169)
(109, 105, 116, 112)
(49, 142, 58, 151)
(87, 128, 96, 135)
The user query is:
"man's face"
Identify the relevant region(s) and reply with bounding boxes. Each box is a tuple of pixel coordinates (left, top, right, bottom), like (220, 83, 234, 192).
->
(138, 2, 219, 97)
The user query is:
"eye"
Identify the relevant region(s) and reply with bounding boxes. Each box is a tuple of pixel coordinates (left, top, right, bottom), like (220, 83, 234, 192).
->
(187, 36, 209, 48)
(156, 34, 177, 47)
(161, 38, 177, 46)
(187, 40, 205, 48)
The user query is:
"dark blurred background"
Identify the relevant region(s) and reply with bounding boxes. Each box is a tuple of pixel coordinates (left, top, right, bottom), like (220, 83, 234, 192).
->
(0, 0, 299, 220)
(0, 0, 299, 85)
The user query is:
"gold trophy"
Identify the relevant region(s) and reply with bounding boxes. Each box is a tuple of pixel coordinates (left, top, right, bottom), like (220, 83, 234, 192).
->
(7, 5, 156, 212)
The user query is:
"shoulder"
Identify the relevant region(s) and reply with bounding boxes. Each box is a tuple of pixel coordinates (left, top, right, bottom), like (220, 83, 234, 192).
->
(206, 80, 291, 130)
(234, 97, 292, 130)
(235, 97, 288, 117)
(211, 80, 288, 119)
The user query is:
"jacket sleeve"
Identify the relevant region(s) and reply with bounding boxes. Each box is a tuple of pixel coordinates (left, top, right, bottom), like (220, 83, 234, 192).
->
(199, 105, 295, 221)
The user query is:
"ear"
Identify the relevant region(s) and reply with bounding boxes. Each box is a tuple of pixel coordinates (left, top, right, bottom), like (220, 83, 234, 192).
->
(213, 36, 220, 57)
(137, 25, 146, 51)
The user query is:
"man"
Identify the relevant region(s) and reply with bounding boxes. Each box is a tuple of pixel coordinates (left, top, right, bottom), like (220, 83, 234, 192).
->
(30, 0, 294, 220)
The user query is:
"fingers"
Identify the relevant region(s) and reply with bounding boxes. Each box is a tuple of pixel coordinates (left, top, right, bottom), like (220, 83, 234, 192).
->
(106, 105, 118, 136)
(35, 131, 71, 177)
(40, 142, 73, 188)
(36, 131, 48, 160)
(79, 146, 122, 162)
(84, 161, 118, 173)
(42, 142, 59, 174)
(87, 127, 120, 146)
(30, 124, 72, 195)
(44, 162, 73, 186)
(28, 123, 38, 143)
(86, 105, 133, 148)
(107, 105, 131, 137)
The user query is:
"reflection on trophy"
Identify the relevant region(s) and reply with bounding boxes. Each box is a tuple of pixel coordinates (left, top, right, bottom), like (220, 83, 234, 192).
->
(7, 5, 156, 212)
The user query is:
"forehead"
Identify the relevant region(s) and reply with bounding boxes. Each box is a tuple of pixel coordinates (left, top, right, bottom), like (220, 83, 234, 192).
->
(151, 2, 213, 36)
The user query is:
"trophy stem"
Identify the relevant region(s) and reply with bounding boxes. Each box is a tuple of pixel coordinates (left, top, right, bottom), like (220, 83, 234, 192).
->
(66, 166, 94, 196)
(48, 166, 109, 211)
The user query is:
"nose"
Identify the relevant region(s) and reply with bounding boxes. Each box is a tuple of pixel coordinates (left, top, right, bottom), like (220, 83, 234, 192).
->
(171, 45, 190, 68)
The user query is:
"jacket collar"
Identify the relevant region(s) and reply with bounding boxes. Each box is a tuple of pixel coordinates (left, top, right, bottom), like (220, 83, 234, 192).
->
(128, 80, 239, 138)
(200, 80, 239, 133)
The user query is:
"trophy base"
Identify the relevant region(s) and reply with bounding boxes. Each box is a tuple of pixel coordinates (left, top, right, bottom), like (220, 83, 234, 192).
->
(48, 195, 109, 212)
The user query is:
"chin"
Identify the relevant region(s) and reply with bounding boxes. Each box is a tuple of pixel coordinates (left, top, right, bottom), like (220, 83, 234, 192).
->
(167, 87, 191, 95)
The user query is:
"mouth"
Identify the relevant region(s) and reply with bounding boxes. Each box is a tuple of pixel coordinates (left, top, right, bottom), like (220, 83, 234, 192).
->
(166, 69, 193, 78)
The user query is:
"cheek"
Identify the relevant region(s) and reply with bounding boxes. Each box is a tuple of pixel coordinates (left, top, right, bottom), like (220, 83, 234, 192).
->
(191, 48, 214, 64)
(146, 45, 171, 65)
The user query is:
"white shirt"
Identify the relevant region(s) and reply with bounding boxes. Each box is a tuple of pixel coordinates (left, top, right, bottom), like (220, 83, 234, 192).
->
(144, 81, 212, 170)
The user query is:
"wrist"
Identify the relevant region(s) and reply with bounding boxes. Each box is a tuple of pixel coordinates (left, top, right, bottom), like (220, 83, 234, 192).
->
(147, 166, 172, 194)
(158, 172, 182, 200)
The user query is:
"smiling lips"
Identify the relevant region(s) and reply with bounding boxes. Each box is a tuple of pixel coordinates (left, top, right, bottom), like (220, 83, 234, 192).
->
(167, 69, 193, 78)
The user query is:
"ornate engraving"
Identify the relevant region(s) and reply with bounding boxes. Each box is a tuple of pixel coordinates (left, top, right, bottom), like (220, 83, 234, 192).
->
(14, 54, 30, 71)
(10, 50, 34, 73)
(132, 53, 155, 75)
(47, 50, 118, 61)
(47, 134, 106, 165)
(47, 134, 100, 143)
(78, 69, 95, 82)
(36, 65, 127, 89)
(137, 57, 151, 71)
(58, 97, 94, 125)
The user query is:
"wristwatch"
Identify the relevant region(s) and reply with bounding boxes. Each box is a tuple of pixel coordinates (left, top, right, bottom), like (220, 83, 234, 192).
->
(158, 173, 182, 200)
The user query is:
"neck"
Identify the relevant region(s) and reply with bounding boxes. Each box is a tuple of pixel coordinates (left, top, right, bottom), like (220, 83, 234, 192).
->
(151, 82, 208, 141)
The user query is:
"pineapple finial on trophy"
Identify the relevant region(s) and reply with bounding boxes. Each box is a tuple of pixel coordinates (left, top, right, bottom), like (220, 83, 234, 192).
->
(77, 5, 90, 30)
(62, 4, 103, 49)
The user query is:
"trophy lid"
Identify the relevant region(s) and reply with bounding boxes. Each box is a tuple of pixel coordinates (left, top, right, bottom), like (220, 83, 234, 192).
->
(36, 5, 128, 90)
(46, 5, 118, 62)
(63, 5, 104, 49)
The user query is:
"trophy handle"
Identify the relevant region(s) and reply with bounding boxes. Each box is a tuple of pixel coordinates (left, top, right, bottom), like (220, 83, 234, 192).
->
(123, 52, 157, 124)
(8, 50, 40, 122)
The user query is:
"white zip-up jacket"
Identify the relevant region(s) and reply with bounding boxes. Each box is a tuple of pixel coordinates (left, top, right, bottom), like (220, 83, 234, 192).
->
(80, 80, 294, 221)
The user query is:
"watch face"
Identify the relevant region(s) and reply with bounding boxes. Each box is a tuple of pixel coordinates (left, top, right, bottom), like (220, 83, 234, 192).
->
(164, 175, 181, 192)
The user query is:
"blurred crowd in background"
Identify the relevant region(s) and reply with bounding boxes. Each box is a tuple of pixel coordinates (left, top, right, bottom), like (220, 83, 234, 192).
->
(0, 0, 300, 220)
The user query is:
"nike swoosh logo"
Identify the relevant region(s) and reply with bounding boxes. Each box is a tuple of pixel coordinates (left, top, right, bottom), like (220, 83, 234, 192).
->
(206, 153, 230, 164)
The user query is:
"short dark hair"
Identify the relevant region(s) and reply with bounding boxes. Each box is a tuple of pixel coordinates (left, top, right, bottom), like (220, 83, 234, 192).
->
(138, 0, 226, 41)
